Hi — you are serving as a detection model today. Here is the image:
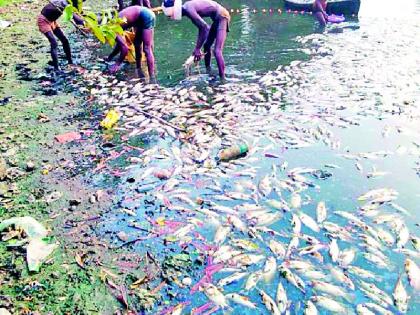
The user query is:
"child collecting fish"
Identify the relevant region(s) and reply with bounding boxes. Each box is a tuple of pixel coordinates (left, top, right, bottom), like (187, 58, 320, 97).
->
(37, 0, 84, 73)
(107, 5, 156, 82)
(162, 0, 230, 80)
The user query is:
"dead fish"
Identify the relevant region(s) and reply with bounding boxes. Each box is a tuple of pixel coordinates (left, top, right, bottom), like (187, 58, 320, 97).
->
(276, 281, 288, 314)
(396, 224, 410, 248)
(218, 271, 248, 287)
(299, 244, 327, 256)
(279, 265, 306, 293)
(329, 238, 340, 263)
(316, 201, 327, 223)
(356, 304, 375, 315)
(304, 300, 318, 315)
(230, 239, 259, 251)
(358, 188, 398, 202)
(262, 257, 277, 282)
(405, 258, 420, 290)
(202, 283, 228, 308)
(285, 236, 299, 258)
(225, 293, 257, 309)
(245, 271, 262, 291)
(312, 280, 352, 301)
(347, 266, 377, 280)
(359, 281, 393, 306)
(363, 302, 393, 315)
(268, 239, 286, 258)
(290, 193, 302, 209)
(329, 266, 355, 290)
(230, 254, 265, 267)
(338, 248, 356, 267)
(258, 175, 272, 196)
(311, 295, 346, 313)
(393, 275, 408, 313)
(227, 215, 248, 233)
(298, 211, 320, 232)
(266, 198, 290, 211)
(259, 289, 281, 315)
(291, 214, 302, 234)
(214, 225, 231, 245)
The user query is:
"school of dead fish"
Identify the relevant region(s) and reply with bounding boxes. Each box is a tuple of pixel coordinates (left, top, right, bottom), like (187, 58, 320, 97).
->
(74, 27, 420, 315)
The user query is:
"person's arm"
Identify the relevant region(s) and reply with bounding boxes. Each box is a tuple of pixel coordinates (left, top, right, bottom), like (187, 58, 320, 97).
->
(72, 13, 85, 25)
(184, 6, 210, 61)
(110, 35, 128, 73)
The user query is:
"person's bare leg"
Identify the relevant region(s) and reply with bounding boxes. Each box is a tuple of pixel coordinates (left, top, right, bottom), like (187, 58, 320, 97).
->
(133, 30, 145, 79)
(53, 27, 73, 64)
(213, 18, 228, 80)
(203, 22, 217, 74)
(314, 12, 327, 27)
(141, 28, 155, 82)
(44, 31, 59, 70)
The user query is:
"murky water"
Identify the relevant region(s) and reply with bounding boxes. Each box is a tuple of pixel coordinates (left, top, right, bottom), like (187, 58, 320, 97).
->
(95, 0, 420, 313)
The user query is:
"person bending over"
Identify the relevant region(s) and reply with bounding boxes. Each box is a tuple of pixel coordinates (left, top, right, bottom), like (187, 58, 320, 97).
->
(162, 0, 230, 80)
(107, 6, 156, 82)
(37, 0, 84, 72)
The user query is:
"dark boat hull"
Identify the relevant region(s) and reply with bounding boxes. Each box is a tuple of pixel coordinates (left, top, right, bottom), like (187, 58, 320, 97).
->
(284, 0, 361, 16)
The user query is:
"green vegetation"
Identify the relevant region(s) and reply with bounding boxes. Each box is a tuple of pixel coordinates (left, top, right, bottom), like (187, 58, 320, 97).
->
(64, 3, 125, 46)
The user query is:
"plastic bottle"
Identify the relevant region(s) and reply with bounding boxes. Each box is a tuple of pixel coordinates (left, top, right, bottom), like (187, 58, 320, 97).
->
(100, 109, 120, 129)
(217, 143, 249, 161)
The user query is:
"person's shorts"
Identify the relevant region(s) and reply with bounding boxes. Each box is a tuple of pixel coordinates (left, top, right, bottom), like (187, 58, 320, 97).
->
(217, 7, 230, 32)
(37, 14, 59, 34)
(138, 8, 155, 29)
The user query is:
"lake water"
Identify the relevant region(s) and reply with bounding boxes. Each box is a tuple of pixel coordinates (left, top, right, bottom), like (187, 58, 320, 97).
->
(95, 0, 420, 313)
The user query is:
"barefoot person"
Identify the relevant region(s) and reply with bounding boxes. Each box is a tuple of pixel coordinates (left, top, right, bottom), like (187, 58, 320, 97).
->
(162, 0, 230, 80)
(313, 0, 328, 27)
(107, 6, 156, 82)
(37, 0, 84, 71)
(117, 0, 151, 11)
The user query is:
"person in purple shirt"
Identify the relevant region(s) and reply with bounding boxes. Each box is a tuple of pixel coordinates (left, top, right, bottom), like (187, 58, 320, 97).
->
(162, 0, 230, 80)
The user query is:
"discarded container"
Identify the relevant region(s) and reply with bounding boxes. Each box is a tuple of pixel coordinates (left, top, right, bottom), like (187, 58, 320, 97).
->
(217, 143, 249, 161)
(100, 109, 120, 130)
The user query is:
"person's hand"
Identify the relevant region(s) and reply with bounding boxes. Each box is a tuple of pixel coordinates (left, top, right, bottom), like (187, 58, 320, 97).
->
(193, 49, 204, 62)
(109, 63, 121, 74)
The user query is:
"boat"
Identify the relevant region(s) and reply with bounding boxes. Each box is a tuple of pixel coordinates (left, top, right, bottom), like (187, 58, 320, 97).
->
(284, 0, 361, 16)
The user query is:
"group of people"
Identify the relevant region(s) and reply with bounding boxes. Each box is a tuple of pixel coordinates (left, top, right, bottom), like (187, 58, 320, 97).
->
(37, 0, 329, 82)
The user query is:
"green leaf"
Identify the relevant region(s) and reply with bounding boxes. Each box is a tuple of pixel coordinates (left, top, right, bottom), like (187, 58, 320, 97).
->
(63, 5, 74, 22)
(84, 12, 98, 23)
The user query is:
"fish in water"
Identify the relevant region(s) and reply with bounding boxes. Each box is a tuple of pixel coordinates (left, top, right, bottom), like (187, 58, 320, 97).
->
(393, 275, 409, 313)
(225, 293, 257, 309)
(259, 289, 281, 315)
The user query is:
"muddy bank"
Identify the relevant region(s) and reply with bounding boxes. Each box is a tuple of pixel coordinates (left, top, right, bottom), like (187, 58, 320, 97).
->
(0, 0, 121, 313)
